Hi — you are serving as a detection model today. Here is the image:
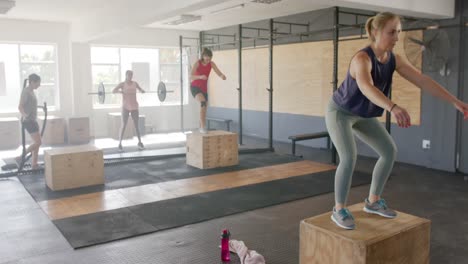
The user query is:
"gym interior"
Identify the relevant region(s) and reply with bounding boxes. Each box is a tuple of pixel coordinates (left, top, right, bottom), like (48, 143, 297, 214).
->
(0, 0, 467, 263)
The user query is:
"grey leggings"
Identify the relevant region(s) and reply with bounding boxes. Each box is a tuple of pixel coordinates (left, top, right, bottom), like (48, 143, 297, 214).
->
(120, 108, 141, 143)
(325, 100, 397, 205)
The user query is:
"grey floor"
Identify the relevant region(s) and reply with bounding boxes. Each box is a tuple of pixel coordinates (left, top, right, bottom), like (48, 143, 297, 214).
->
(0, 137, 467, 264)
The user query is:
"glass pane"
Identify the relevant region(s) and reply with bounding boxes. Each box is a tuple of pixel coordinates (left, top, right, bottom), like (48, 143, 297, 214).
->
(92, 82, 122, 106)
(91, 47, 120, 64)
(20, 44, 55, 62)
(160, 48, 180, 64)
(20, 63, 57, 84)
(36, 84, 56, 108)
(160, 64, 180, 83)
(120, 48, 160, 107)
(91, 65, 120, 106)
(92, 65, 120, 84)
(163, 83, 182, 104)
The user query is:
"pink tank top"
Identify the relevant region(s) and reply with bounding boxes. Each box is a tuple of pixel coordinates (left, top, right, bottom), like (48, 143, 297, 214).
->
(122, 81, 139, 111)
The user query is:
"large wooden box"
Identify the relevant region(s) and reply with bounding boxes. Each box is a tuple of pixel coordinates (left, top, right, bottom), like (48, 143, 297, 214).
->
(67, 117, 90, 144)
(38, 116, 65, 145)
(0, 117, 20, 149)
(299, 203, 431, 264)
(44, 145, 104, 191)
(107, 113, 145, 140)
(186, 130, 238, 169)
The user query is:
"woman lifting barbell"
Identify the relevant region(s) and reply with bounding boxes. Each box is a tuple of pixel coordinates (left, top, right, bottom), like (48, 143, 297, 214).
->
(190, 48, 227, 133)
(113, 70, 145, 152)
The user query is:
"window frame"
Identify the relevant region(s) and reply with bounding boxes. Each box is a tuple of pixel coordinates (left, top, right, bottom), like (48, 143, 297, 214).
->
(0, 41, 59, 114)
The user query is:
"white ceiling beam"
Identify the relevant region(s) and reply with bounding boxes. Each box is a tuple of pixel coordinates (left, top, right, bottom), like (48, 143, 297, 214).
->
(332, 0, 455, 19)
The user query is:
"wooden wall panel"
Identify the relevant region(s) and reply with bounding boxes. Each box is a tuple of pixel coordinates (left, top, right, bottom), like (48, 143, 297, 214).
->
(273, 41, 332, 116)
(208, 49, 238, 109)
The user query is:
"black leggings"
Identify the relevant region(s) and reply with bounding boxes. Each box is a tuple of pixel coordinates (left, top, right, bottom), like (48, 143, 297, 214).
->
(22, 119, 39, 134)
(190, 86, 208, 101)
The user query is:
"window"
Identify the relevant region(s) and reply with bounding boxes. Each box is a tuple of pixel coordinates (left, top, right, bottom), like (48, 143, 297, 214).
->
(91, 46, 189, 108)
(0, 43, 58, 112)
(91, 47, 121, 106)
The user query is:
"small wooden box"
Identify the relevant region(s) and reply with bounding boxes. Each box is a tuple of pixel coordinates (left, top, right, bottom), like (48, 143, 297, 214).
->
(107, 113, 145, 140)
(299, 203, 431, 264)
(67, 117, 90, 144)
(186, 130, 238, 169)
(44, 145, 104, 191)
(38, 116, 65, 145)
(0, 117, 20, 149)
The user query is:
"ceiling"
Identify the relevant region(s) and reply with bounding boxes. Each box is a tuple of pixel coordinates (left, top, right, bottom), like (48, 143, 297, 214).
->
(0, 0, 455, 41)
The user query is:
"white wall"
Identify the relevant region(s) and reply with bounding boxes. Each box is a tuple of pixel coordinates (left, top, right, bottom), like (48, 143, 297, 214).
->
(0, 18, 73, 119)
(73, 27, 201, 138)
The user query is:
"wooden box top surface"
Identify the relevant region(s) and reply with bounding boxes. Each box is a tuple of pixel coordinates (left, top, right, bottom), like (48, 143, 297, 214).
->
(188, 130, 237, 138)
(45, 145, 102, 156)
(302, 202, 431, 244)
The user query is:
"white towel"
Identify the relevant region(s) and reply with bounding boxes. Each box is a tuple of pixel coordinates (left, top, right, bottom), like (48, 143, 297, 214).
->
(229, 239, 266, 264)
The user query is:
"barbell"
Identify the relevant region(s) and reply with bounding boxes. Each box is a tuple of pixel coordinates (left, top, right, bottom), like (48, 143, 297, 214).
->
(88, 81, 174, 104)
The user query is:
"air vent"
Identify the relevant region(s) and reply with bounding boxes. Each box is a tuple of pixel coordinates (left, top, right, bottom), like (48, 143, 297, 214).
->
(163, 14, 201, 26)
(251, 0, 282, 4)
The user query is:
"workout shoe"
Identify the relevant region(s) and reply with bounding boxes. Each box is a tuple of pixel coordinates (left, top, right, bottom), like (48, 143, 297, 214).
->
(118, 144, 123, 152)
(137, 142, 145, 150)
(331, 207, 355, 230)
(363, 198, 397, 218)
(199, 127, 208, 134)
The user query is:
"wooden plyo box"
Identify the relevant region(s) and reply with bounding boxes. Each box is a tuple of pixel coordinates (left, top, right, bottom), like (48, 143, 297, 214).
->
(67, 117, 90, 144)
(300, 203, 431, 264)
(0, 117, 19, 149)
(186, 130, 238, 169)
(44, 145, 104, 191)
(38, 116, 65, 145)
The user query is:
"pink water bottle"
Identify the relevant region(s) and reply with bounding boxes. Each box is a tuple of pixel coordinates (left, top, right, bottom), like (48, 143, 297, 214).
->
(221, 229, 231, 262)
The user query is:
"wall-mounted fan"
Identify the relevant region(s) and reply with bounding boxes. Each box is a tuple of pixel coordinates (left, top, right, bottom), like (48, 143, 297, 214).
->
(404, 29, 451, 76)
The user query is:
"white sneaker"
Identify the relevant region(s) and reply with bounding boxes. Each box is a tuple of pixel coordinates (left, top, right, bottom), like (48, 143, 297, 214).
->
(199, 127, 208, 134)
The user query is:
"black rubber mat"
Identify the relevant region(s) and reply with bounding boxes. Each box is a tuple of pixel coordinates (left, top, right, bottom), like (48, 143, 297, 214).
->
(53, 170, 371, 249)
(18, 152, 301, 202)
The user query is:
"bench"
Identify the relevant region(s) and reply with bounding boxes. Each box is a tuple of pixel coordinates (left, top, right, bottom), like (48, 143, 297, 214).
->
(206, 117, 233, 132)
(288, 131, 330, 156)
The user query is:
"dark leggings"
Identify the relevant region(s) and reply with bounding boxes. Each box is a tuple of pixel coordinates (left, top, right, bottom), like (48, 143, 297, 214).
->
(120, 108, 141, 143)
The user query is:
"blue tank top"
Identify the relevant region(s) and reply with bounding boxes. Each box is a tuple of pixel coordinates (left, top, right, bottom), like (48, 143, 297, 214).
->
(332, 46, 396, 118)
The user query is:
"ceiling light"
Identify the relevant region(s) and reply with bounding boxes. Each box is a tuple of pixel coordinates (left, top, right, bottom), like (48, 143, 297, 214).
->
(0, 0, 15, 14)
(211, 4, 245, 15)
(164, 14, 201, 26)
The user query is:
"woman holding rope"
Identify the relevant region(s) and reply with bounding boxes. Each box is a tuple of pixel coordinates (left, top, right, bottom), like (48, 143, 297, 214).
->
(17, 73, 42, 170)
